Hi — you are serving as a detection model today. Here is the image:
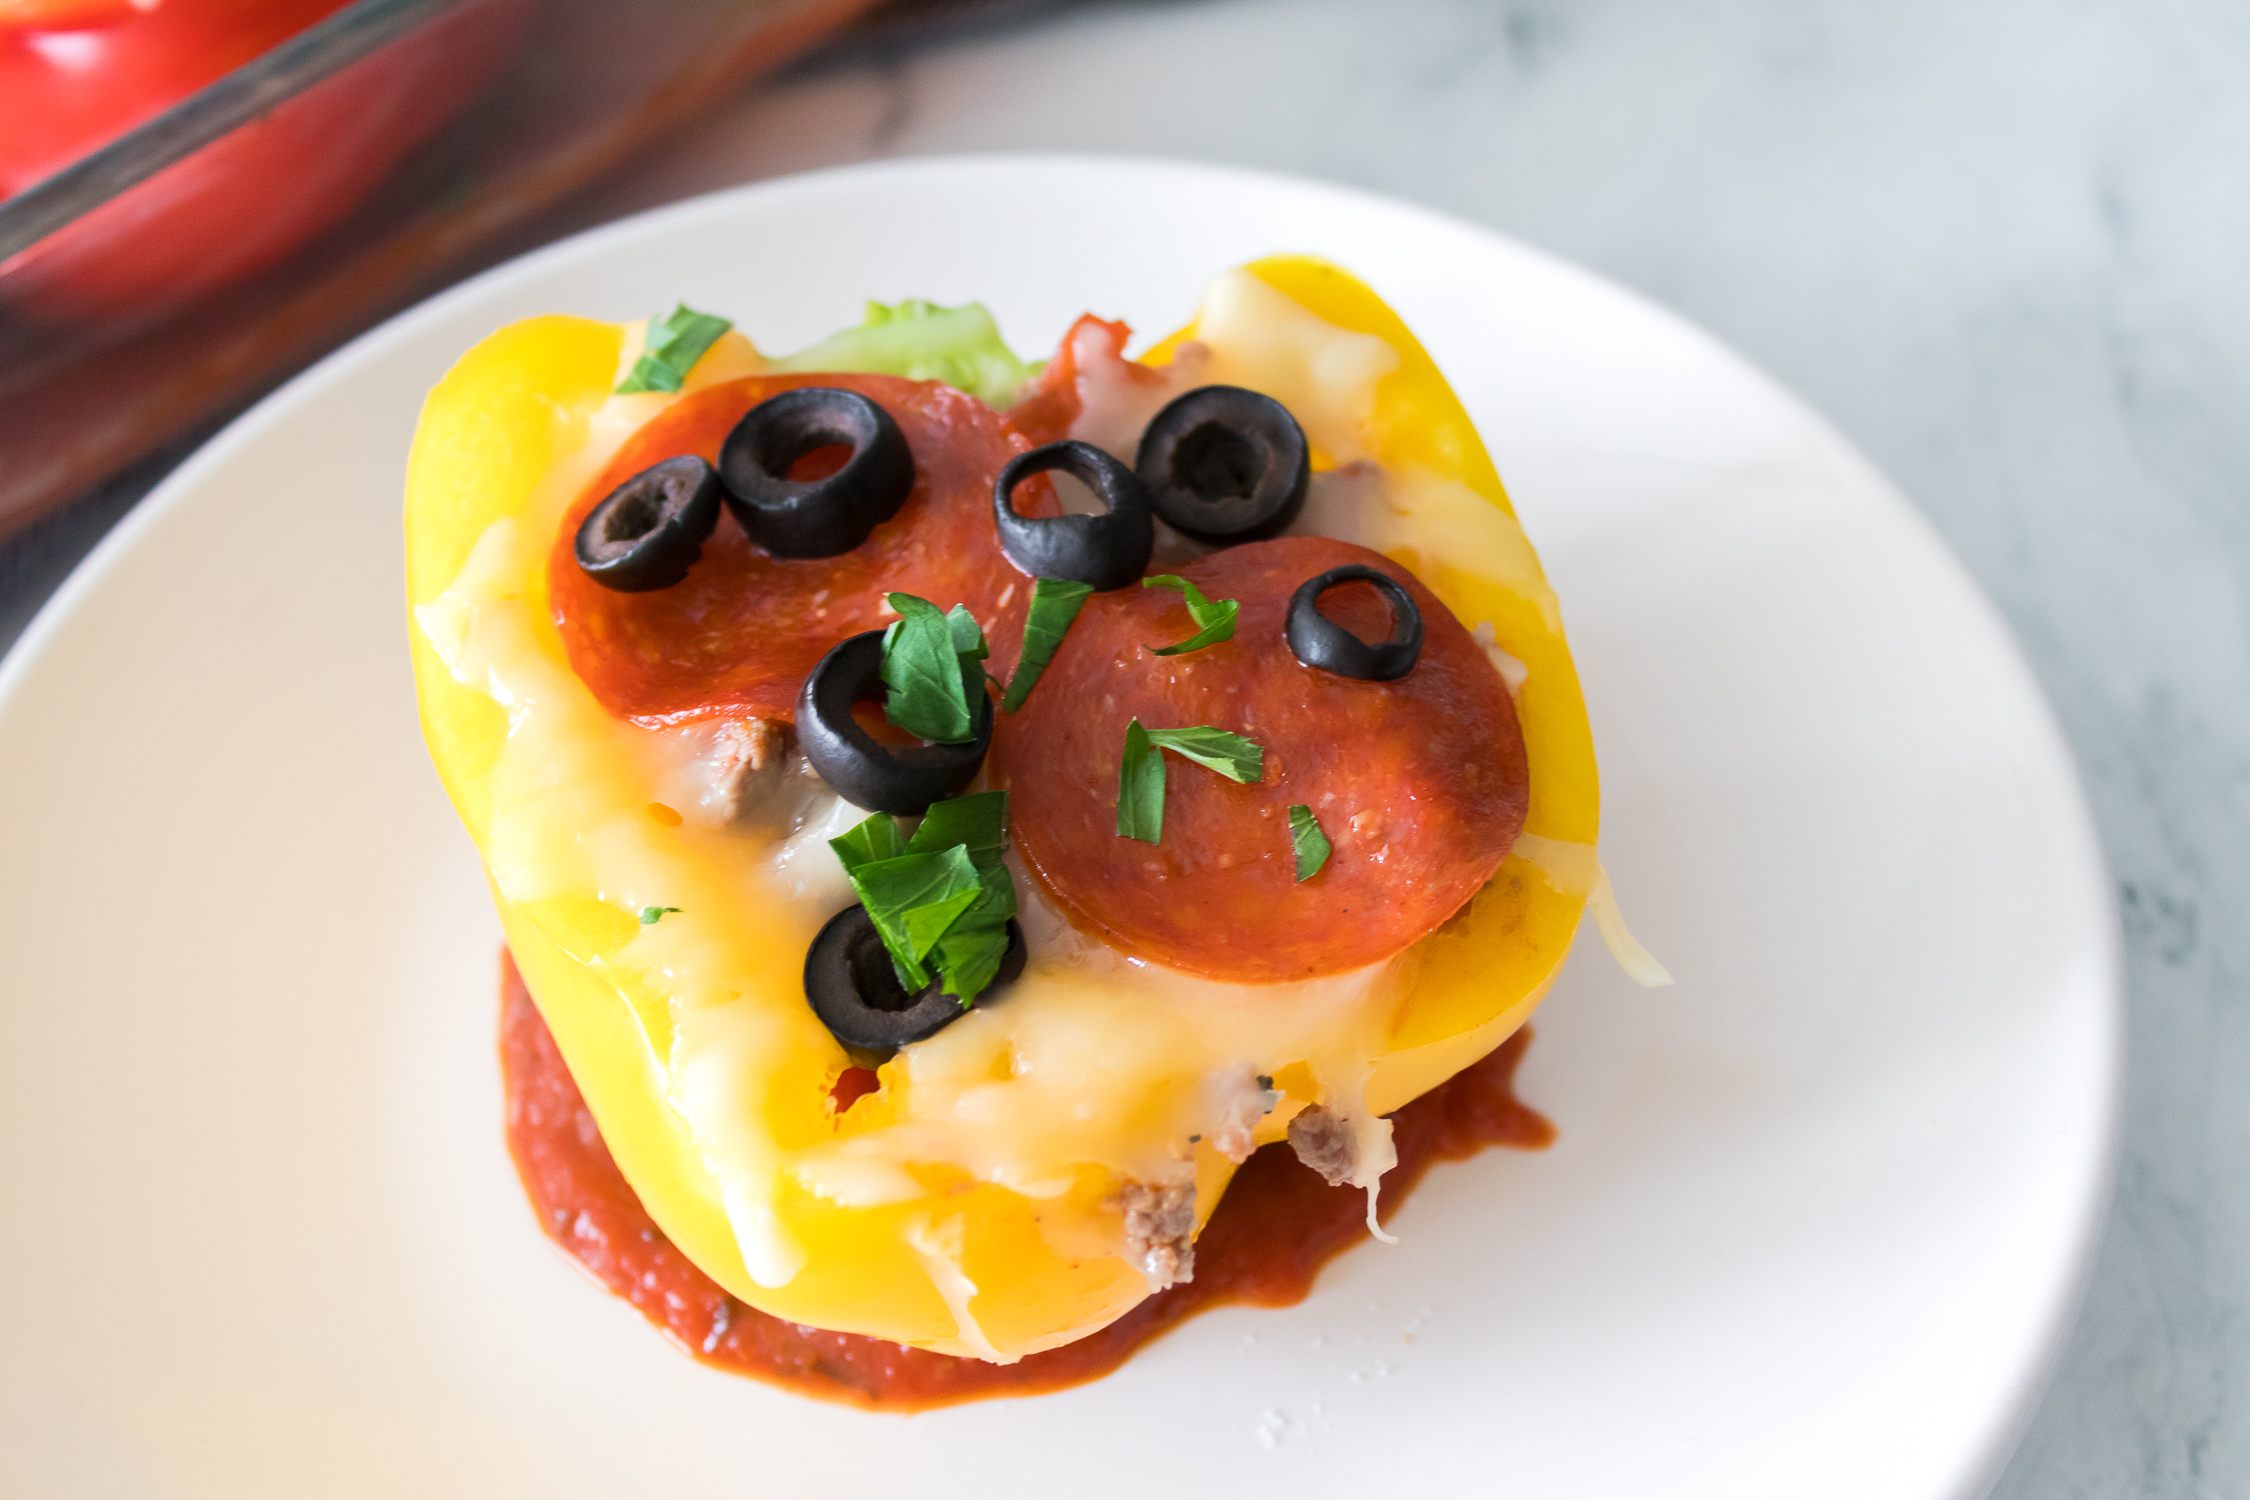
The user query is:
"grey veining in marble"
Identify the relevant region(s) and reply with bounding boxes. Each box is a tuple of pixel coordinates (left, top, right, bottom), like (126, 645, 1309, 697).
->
(7, 0, 2244, 1492)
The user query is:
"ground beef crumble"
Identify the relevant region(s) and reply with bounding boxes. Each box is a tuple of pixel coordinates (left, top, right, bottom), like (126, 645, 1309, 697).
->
(1287, 1104, 1358, 1187)
(1108, 1179, 1198, 1289)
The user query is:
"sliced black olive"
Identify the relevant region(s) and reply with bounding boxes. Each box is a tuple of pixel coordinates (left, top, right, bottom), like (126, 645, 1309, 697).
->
(1134, 385, 1310, 544)
(573, 455, 722, 591)
(796, 630, 990, 815)
(717, 387, 914, 558)
(992, 440, 1154, 591)
(1286, 564, 1424, 681)
(804, 904, 1027, 1052)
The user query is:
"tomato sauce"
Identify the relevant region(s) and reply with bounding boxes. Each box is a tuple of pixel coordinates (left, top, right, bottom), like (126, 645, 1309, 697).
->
(549, 374, 1057, 727)
(991, 534, 1529, 981)
(500, 950, 1554, 1411)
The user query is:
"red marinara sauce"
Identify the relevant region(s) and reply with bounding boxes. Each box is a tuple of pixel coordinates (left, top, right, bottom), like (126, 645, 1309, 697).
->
(500, 951, 1555, 1410)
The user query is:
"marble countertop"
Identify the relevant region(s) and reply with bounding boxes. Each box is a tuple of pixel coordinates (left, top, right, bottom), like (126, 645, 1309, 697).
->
(6, 0, 2242, 1492)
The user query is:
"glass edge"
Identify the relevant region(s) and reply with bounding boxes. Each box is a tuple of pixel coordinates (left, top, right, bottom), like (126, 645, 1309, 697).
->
(0, 0, 471, 263)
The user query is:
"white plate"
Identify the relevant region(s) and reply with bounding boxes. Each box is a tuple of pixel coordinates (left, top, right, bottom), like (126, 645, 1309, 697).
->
(0, 157, 2116, 1499)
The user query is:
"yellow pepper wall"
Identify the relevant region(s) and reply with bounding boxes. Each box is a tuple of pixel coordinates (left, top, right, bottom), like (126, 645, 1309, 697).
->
(404, 263, 1597, 1355)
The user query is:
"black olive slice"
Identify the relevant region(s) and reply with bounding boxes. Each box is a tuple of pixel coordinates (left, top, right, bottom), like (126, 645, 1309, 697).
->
(1134, 385, 1311, 544)
(1285, 564, 1425, 681)
(804, 904, 1027, 1052)
(718, 387, 915, 558)
(797, 630, 991, 815)
(572, 455, 723, 592)
(992, 440, 1155, 591)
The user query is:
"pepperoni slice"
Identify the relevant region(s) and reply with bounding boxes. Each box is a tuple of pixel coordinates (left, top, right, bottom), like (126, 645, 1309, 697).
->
(1002, 313, 1160, 449)
(991, 535, 1528, 982)
(551, 374, 1054, 725)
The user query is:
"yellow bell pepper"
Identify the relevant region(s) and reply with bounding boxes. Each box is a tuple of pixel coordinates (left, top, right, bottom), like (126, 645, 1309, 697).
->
(404, 258, 1598, 1358)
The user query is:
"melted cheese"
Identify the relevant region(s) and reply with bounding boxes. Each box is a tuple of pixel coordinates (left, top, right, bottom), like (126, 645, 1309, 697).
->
(1513, 834, 1674, 988)
(412, 267, 1625, 1359)
(1190, 269, 1400, 462)
(906, 1216, 1008, 1364)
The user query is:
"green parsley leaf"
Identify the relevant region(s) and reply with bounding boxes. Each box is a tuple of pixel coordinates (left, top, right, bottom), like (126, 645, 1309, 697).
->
(1142, 574, 1239, 656)
(932, 860, 1017, 991)
(1001, 578, 1093, 713)
(961, 857, 1019, 926)
(927, 854, 1017, 976)
(1116, 720, 1265, 845)
(947, 602, 990, 664)
(1143, 725, 1264, 784)
(1116, 718, 1166, 843)
(915, 791, 1017, 1002)
(638, 905, 682, 926)
(881, 593, 987, 744)
(830, 812, 907, 872)
(1287, 805, 1332, 882)
(900, 884, 984, 962)
(846, 845, 983, 990)
(616, 304, 733, 394)
(933, 922, 1012, 1002)
(831, 792, 1021, 1006)
(908, 789, 1009, 866)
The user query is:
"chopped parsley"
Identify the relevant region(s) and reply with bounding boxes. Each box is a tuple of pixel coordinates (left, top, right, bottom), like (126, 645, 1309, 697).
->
(1141, 574, 1238, 656)
(881, 593, 989, 744)
(616, 304, 732, 394)
(638, 905, 682, 926)
(1117, 719, 1164, 843)
(845, 845, 983, 988)
(828, 811, 906, 869)
(912, 789, 1011, 866)
(830, 790, 1018, 1004)
(1115, 718, 1265, 844)
(1144, 725, 1263, 782)
(1287, 804, 1331, 882)
(1001, 577, 1094, 713)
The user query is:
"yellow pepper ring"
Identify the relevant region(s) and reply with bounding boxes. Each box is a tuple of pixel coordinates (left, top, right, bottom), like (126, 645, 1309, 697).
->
(405, 257, 1598, 1357)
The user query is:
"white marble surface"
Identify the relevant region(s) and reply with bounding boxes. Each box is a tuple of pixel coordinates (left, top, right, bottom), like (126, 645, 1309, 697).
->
(7, 0, 2244, 1492)
(559, 3, 2245, 1494)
